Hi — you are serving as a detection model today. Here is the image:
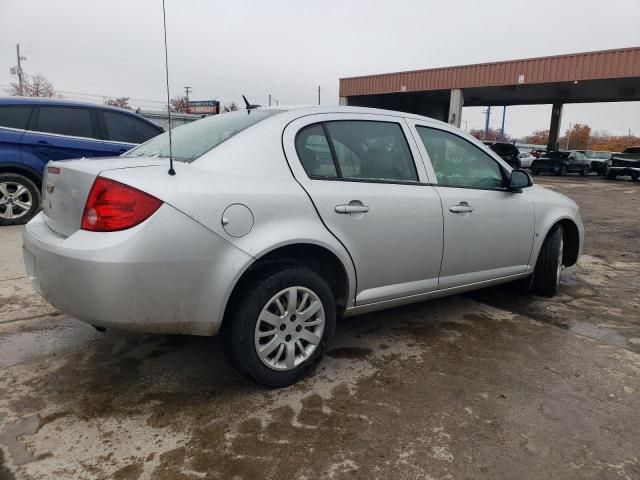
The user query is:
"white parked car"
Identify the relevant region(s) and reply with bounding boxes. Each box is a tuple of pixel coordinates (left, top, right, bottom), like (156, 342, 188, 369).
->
(23, 106, 583, 386)
(518, 152, 536, 168)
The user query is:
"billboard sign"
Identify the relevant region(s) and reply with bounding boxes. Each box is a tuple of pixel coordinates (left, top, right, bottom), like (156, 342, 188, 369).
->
(186, 100, 219, 115)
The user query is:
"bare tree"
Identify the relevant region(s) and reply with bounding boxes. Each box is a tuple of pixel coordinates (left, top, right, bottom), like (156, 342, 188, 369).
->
(9, 73, 56, 98)
(223, 101, 238, 112)
(170, 96, 188, 113)
(104, 97, 131, 109)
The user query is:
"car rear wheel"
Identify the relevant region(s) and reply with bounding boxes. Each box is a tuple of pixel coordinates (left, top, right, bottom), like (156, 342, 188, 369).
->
(531, 225, 563, 297)
(530, 169, 539, 176)
(606, 171, 617, 180)
(0, 174, 40, 226)
(559, 165, 567, 176)
(580, 165, 589, 177)
(226, 265, 336, 387)
(632, 172, 639, 182)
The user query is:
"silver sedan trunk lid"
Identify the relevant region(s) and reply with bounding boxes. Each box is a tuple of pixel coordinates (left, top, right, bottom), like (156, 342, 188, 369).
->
(41, 157, 168, 237)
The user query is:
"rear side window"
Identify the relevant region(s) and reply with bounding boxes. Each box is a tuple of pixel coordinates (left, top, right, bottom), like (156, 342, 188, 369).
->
(103, 111, 161, 144)
(295, 125, 337, 178)
(0, 105, 32, 129)
(36, 107, 94, 138)
(295, 120, 418, 182)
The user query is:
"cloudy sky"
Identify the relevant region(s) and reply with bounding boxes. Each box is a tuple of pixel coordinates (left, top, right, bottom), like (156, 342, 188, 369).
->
(1, 0, 639, 138)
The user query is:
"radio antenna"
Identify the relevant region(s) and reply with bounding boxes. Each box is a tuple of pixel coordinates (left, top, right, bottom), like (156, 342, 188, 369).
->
(161, 0, 175, 176)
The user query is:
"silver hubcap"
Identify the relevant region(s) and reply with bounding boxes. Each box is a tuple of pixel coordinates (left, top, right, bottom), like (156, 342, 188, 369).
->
(0, 182, 33, 220)
(556, 236, 564, 288)
(254, 286, 325, 371)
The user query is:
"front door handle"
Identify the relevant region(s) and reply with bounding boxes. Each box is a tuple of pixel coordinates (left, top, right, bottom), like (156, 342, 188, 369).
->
(449, 202, 474, 214)
(335, 204, 370, 214)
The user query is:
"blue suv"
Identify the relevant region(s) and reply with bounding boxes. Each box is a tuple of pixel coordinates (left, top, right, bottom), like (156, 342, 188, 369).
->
(0, 97, 163, 225)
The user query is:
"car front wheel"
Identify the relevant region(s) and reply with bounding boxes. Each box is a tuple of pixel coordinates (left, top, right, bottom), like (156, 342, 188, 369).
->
(559, 165, 567, 176)
(531, 225, 564, 297)
(227, 265, 336, 386)
(580, 165, 589, 177)
(0, 174, 41, 226)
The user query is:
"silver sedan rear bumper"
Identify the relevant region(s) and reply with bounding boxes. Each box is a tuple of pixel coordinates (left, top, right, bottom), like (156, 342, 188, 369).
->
(23, 206, 253, 335)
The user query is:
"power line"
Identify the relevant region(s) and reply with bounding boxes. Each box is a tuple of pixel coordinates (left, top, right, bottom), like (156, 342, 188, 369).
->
(15, 45, 320, 90)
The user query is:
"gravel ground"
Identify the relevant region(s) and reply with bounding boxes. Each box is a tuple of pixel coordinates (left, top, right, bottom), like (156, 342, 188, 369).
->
(0, 175, 639, 480)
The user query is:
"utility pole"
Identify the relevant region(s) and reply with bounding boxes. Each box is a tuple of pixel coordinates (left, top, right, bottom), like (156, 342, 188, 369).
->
(483, 106, 491, 140)
(566, 122, 572, 150)
(318, 85, 321, 105)
(500, 106, 507, 141)
(268, 94, 271, 107)
(15, 43, 26, 96)
(184, 86, 191, 103)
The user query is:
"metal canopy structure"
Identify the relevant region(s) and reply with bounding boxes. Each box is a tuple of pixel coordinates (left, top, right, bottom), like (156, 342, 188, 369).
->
(339, 47, 640, 150)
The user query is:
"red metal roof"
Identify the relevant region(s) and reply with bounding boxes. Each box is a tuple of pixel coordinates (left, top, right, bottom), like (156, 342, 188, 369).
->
(339, 47, 640, 97)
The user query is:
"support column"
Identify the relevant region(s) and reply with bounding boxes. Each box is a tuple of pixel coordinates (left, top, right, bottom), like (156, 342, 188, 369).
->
(547, 103, 563, 152)
(339, 96, 349, 106)
(448, 89, 464, 127)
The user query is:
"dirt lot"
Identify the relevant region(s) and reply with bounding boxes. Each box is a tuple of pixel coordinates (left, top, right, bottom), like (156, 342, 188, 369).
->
(1, 175, 639, 480)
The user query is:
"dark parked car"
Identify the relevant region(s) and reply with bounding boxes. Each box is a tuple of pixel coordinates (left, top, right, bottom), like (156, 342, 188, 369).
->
(573, 150, 613, 176)
(530, 150, 591, 176)
(607, 146, 640, 181)
(484, 141, 520, 168)
(0, 97, 163, 225)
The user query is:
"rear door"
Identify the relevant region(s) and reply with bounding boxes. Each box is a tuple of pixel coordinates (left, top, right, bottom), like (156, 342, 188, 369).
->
(99, 109, 163, 155)
(20, 105, 109, 167)
(408, 121, 535, 289)
(283, 113, 444, 305)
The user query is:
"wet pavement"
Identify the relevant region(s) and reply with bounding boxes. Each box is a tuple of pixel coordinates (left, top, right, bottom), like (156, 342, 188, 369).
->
(1, 176, 639, 480)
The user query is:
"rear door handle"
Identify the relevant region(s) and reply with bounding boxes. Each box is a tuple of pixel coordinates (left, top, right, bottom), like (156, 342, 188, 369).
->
(36, 140, 50, 145)
(335, 204, 370, 214)
(449, 202, 474, 214)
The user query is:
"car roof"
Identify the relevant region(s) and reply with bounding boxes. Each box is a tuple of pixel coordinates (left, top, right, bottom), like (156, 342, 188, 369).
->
(0, 96, 146, 117)
(249, 105, 454, 129)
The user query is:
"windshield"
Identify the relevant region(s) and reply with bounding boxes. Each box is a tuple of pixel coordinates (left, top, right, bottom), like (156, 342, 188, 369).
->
(545, 151, 570, 159)
(125, 109, 279, 162)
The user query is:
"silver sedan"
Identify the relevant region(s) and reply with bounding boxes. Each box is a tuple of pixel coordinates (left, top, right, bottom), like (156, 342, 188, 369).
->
(23, 106, 583, 386)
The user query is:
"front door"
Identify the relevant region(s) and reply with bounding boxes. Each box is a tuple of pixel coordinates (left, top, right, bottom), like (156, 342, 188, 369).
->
(283, 114, 444, 305)
(410, 122, 535, 289)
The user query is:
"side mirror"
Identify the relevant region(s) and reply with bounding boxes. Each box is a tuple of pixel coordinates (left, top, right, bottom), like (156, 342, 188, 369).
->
(508, 169, 532, 192)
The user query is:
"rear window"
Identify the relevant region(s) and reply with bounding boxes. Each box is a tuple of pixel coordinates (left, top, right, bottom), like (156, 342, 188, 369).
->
(490, 143, 517, 155)
(0, 105, 33, 129)
(103, 111, 162, 144)
(125, 109, 279, 162)
(36, 106, 94, 138)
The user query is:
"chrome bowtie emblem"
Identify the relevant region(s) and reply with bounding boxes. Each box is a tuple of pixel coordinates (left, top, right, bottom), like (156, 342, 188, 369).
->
(46, 182, 55, 194)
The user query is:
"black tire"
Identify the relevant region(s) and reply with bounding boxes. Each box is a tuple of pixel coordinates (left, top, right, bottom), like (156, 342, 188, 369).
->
(226, 265, 336, 387)
(531, 225, 564, 297)
(606, 171, 617, 180)
(530, 169, 539, 176)
(559, 165, 567, 176)
(580, 165, 589, 177)
(0, 173, 41, 226)
(632, 172, 639, 182)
